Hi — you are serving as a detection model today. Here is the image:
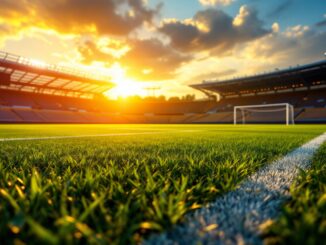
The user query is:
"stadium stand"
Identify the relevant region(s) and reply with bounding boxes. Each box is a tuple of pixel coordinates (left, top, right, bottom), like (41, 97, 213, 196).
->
(296, 108, 326, 123)
(0, 51, 325, 124)
(13, 109, 44, 122)
(191, 60, 326, 124)
(0, 107, 21, 122)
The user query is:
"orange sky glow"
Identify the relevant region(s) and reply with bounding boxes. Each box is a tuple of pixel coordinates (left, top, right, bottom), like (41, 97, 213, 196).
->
(0, 0, 325, 99)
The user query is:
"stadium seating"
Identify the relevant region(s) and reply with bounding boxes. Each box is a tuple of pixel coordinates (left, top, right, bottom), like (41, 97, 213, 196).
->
(13, 109, 44, 122)
(0, 90, 36, 108)
(0, 108, 21, 122)
(36, 110, 87, 123)
(193, 112, 233, 123)
(296, 108, 326, 122)
(0, 88, 325, 124)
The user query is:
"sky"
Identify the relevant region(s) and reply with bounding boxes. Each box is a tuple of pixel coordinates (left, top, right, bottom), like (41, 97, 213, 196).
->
(0, 0, 325, 99)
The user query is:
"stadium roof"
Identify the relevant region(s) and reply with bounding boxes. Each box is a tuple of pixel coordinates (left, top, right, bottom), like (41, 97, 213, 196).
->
(190, 60, 326, 97)
(0, 51, 115, 98)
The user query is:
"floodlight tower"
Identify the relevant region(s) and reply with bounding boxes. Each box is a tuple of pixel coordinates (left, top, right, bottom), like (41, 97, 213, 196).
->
(145, 87, 160, 97)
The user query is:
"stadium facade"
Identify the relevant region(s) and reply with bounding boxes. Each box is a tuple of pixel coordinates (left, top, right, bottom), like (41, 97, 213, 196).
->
(0, 51, 325, 124)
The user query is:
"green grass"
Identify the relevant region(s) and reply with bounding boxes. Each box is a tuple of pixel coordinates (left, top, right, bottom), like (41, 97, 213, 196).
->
(262, 142, 326, 245)
(0, 124, 165, 138)
(0, 125, 325, 244)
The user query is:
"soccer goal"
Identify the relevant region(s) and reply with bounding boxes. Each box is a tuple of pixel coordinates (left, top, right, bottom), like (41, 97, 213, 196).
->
(234, 103, 295, 125)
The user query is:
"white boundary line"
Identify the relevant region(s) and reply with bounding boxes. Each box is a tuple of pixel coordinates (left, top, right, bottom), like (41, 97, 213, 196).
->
(146, 133, 326, 245)
(0, 130, 200, 142)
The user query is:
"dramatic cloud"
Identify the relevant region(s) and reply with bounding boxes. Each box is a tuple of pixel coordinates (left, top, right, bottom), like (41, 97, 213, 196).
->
(237, 25, 326, 65)
(159, 5, 270, 55)
(199, 0, 234, 6)
(0, 0, 158, 36)
(0, 1, 29, 18)
(78, 40, 116, 65)
(78, 38, 191, 81)
(0, 0, 324, 93)
(0, 24, 11, 35)
(121, 39, 191, 80)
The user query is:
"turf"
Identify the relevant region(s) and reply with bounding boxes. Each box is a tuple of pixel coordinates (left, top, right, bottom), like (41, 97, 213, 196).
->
(262, 142, 326, 245)
(0, 124, 325, 244)
(0, 124, 166, 138)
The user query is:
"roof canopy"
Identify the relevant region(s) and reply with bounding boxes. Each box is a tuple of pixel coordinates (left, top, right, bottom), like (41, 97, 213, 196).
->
(191, 60, 326, 97)
(0, 51, 115, 98)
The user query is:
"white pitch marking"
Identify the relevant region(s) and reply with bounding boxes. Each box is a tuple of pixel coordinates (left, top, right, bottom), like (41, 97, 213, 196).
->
(146, 133, 326, 245)
(0, 130, 200, 142)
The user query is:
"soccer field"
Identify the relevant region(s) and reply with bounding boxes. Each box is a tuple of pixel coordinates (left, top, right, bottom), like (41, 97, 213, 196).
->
(0, 124, 325, 244)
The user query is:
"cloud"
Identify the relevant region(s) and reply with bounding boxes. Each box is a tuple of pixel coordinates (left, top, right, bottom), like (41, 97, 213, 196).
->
(237, 24, 326, 65)
(199, 0, 235, 6)
(316, 20, 326, 27)
(316, 14, 326, 27)
(0, 0, 158, 36)
(0, 1, 29, 18)
(78, 38, 192, 81)
(0, 24, 11, 35)
(0, 22, 33, 46)
(0, 23, 13, 45)
(272, 22, 280, 33)
(121, 39, 192, 80)
(78, 40, 116, 65)
(159, 5, 270, 55)
(1, 0, 323, 90)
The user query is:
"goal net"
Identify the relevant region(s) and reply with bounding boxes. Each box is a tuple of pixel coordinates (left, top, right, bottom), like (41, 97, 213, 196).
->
(234, 103, 295, 125)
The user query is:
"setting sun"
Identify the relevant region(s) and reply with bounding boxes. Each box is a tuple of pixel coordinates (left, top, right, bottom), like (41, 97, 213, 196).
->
(104, 63, 147, 99)
(63, 61, 148, 99)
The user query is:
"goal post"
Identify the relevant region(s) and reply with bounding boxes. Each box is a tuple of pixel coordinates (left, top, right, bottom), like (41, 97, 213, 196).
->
(234, 103, 295, 125)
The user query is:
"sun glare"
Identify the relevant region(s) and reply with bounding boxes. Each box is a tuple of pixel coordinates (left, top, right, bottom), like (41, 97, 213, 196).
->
(28, 59, 48, 68)
(104, 64, 147, 99)
(65, 61, 147, 99)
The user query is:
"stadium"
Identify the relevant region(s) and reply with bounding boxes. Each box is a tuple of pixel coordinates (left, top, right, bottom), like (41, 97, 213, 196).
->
(1, 51, 325, 124)
(0, 1, 326, 245)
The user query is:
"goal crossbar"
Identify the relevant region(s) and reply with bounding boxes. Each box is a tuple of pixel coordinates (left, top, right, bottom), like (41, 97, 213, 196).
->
(234, 103, 295, 125)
